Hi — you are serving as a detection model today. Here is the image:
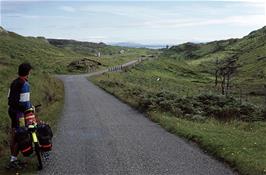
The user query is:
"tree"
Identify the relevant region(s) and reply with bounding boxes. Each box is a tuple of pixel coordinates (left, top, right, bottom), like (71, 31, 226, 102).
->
(214, 55, 239, 95)
(214, 58, 219, 87)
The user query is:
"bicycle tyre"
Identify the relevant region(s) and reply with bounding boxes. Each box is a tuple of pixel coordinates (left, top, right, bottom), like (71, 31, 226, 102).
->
(34, 142, 43, 170)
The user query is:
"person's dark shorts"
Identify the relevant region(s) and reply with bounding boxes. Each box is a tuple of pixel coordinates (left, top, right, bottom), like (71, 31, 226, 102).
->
(8, 107, 20, 128)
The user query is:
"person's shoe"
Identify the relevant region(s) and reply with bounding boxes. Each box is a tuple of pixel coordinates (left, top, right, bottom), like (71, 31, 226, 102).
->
(42, 151, 50, 161)
(5, 160, 23, 170)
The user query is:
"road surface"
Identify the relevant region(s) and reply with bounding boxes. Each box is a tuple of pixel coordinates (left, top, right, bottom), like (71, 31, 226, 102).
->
(40, 63, 235, 175)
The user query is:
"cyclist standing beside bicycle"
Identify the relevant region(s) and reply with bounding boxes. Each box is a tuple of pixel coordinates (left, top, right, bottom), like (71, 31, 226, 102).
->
(6, 63, 34, 169)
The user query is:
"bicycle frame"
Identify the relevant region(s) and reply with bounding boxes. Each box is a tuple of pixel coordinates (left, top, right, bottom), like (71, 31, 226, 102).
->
(28, 125, 38, 143)
(28, 124, 43, 170)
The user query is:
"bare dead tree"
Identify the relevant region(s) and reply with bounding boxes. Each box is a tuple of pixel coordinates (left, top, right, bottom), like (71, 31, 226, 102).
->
(220, 67, 226, 95)
(215, 55, 239, 95)
(225, 56, 238, 95)
(214, 58, 219, 87)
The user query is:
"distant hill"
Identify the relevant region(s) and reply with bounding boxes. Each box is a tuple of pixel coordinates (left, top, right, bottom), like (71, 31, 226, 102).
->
(165, 26, 266, 61)
(166, 39, 238, 60)
(111, 42, 166, 49)
(48, 39, 135, 56)
(48, 39, 107, 56)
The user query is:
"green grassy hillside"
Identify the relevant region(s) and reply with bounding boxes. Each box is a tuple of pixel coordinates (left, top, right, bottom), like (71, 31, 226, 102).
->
(0, 27, 154, 74)
(163, 26, 266, 105)
(0, 27, 66, 173)
(48, 38, 157, 71)
(0, 28, 83, 74)
(91, 26, 266, 175)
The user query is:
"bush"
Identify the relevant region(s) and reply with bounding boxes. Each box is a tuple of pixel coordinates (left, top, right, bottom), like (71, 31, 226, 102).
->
(152, 92, 263, 122)
(260, 109, 266, 120)
(98, 78, 264, 122)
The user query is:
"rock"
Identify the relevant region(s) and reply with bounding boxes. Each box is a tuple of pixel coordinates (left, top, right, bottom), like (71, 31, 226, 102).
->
(68, 58, 102, 72)
(95, 52, 101, 57)
(191, 115, 206, 121)
(0, 26, 8, 34)
(257, 56, 266, 61)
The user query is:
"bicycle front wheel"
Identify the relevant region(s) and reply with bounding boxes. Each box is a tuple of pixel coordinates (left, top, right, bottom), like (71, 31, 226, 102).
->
(34, 142, 43, 170)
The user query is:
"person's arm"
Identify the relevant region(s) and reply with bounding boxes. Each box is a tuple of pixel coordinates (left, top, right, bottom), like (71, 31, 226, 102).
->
(19, 81, 32, 112)
(19, 81, 39, 125)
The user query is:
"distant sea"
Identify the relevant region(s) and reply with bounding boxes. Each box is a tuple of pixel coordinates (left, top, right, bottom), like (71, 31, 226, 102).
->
(145, 45, 166, 49)
(110, 42, 167, 49)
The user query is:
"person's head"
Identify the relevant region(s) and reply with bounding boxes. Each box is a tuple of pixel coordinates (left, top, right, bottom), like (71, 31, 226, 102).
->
(18, 63, 32, 77)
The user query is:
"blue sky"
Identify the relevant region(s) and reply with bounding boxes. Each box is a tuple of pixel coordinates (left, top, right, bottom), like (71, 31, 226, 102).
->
(0, 0, 265, 45)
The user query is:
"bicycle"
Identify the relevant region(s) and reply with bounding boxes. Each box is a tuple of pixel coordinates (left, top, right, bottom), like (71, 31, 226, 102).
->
(25, 104, 50, 170)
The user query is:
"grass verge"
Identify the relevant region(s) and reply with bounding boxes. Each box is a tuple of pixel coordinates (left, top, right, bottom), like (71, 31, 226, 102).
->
(149, 111, 266, 175)
(90, 74, 266, 175)
(0, 72, 64, 175)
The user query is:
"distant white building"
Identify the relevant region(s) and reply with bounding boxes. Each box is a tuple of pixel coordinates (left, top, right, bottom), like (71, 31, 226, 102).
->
(119, 50, 125, 54)
(96, 52, 101, 57)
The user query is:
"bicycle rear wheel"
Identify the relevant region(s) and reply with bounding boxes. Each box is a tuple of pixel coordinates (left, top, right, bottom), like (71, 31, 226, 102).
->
(34, 142, 43, 170)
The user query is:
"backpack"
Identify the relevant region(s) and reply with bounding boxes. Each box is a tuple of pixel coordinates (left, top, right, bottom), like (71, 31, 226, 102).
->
(37, 124, 53, 151)
(15, 127, 33, 157)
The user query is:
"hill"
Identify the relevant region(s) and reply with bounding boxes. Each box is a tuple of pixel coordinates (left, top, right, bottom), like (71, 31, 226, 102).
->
(48, 39, 107, 56)
(0, 27, 154, 74)
(47, 38, 157, 71)
(162, 26, 266, 104)
(0, 28, 84, 73)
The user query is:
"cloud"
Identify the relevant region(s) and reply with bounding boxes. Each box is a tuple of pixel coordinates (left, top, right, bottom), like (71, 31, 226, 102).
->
(3, 13, 40, 19)
(130, 15, 266, 29)
(77, 36, 107, 42)
(3, 13, 74, 20)
(59, 6, 76, 13)
(78, 4, 159, 19)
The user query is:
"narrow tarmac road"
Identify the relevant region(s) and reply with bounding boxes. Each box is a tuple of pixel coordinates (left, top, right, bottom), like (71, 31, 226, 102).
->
(40, 73, 235, 175)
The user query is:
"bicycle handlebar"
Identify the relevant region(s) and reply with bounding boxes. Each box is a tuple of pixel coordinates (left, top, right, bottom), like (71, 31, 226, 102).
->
(35, 104, 42, 109)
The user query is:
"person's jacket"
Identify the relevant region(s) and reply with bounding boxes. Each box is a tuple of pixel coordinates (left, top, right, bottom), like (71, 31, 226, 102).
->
(8, 77, 32, 112)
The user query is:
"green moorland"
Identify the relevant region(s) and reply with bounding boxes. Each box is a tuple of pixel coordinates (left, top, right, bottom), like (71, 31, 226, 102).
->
(91, 26, 266, 175)
(0, 26, 152, 173)
(48, 38, 156, 72)
(0, 26, 154, 74)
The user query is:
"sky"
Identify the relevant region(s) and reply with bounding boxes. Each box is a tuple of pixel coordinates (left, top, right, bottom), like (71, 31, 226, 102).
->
(0, 0, 265, 45)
